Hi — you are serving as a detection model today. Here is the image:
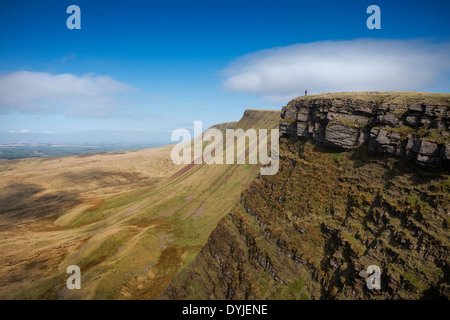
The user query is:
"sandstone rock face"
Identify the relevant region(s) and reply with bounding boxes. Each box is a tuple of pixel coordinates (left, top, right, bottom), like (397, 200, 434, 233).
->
(442, 142, 450, 160)
(279, 122, 296, 135)
(325, 124, 360, 149)
(280, 93, 450, 168)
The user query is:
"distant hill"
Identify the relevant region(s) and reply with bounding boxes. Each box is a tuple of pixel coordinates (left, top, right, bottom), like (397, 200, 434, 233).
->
(0, 143, 163, 159)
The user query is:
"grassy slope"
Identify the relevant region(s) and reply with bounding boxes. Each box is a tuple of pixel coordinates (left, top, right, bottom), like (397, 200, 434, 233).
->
(0, 109, 279, 299)
(0, 144, 179, 299)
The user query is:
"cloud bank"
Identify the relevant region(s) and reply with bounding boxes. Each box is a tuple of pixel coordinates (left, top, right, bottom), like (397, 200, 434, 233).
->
(9, 129, 29, 134)
(222, 39, 450, 103)
(0, 71, 134, 117)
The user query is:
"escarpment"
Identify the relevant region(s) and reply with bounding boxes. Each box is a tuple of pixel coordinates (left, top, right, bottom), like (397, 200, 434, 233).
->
(280, 92, 450, 168)
(161, 138, 449, 300)
(160, 92, 449, 300)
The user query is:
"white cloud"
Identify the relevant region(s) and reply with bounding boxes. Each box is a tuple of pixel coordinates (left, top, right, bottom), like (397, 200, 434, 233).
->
(0, 71, 134, 117)
(9, 129, 29, 133)
(222, 39, 450, 103)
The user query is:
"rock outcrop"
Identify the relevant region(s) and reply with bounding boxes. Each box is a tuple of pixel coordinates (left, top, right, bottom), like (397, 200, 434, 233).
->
(280, 92, 450, 168)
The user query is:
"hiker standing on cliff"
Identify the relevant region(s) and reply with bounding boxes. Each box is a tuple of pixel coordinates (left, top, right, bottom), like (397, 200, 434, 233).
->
(305, 90, 307, 96)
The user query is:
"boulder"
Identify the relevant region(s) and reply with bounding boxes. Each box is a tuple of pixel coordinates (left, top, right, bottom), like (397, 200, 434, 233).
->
(405, 116, 417, 126)
(375, 129, 391, 145)
(419, 140, 439, 156)
(408, 104, 423, 113)
(379, 113, 400, 127)
(358, 270, 369, 278)
(312, 123, 326, 142)
(420, 117, 431, 126)
(424, 105, 446, 117)
(281, 107, 296, 119)
(441, 142, 450, 160)
(406, 134, 421, 153)
(324, 124, 360, 149)
(417, 154, 440, 166)
(297, 123, 307, 137)
(296, 112, 309, 122)
(279, 122, 296, 135)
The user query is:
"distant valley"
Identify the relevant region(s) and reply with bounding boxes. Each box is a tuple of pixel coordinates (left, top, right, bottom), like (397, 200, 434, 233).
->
(0, 142, 165, 159)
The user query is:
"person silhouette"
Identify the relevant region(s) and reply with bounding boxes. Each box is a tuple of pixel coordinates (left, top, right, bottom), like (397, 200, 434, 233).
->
(305, 90, 307, 96)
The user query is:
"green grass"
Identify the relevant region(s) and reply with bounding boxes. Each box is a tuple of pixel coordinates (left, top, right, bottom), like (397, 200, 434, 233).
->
(58, 186, 153, 227)
(330, 117, 364, 128)
(423, 129, 450, 143)
(269, 279, 310, 300)
(280, 116, 296, 123)
(329, 151, 345, 161)
(289, 91, 450, 106)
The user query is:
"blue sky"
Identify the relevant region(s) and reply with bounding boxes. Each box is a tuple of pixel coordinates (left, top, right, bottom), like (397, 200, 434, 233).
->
(0, 0, 449, 144)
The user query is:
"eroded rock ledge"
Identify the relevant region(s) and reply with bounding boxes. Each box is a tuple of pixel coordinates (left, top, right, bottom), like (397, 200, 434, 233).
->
(280, 92, 450, 168)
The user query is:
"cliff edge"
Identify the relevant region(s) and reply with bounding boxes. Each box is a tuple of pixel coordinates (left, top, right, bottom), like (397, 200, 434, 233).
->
(280, 92, 450, 168)
(160, 92, 449, 300)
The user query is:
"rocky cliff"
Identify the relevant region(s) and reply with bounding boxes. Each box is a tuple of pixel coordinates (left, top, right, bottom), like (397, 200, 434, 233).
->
(280, 92, 450, 168)
(161, 139, 449, 300)
(160, 92, 449, 300)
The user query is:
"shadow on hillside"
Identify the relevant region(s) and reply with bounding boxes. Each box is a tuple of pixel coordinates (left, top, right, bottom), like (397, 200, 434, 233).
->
(0, 183, 81, 222)
(58, 169, 150, 186)
(381, 159, 447, 186)
(75, 151, 126, 158)
(347, 147, 448, 186)
(305, 139, 448, 187)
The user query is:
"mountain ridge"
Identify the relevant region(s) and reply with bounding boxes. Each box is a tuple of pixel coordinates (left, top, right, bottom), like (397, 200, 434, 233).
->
(0, 109, 279, 299)
(160, 92, 450, 300)
(1, 93, 449, 300)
